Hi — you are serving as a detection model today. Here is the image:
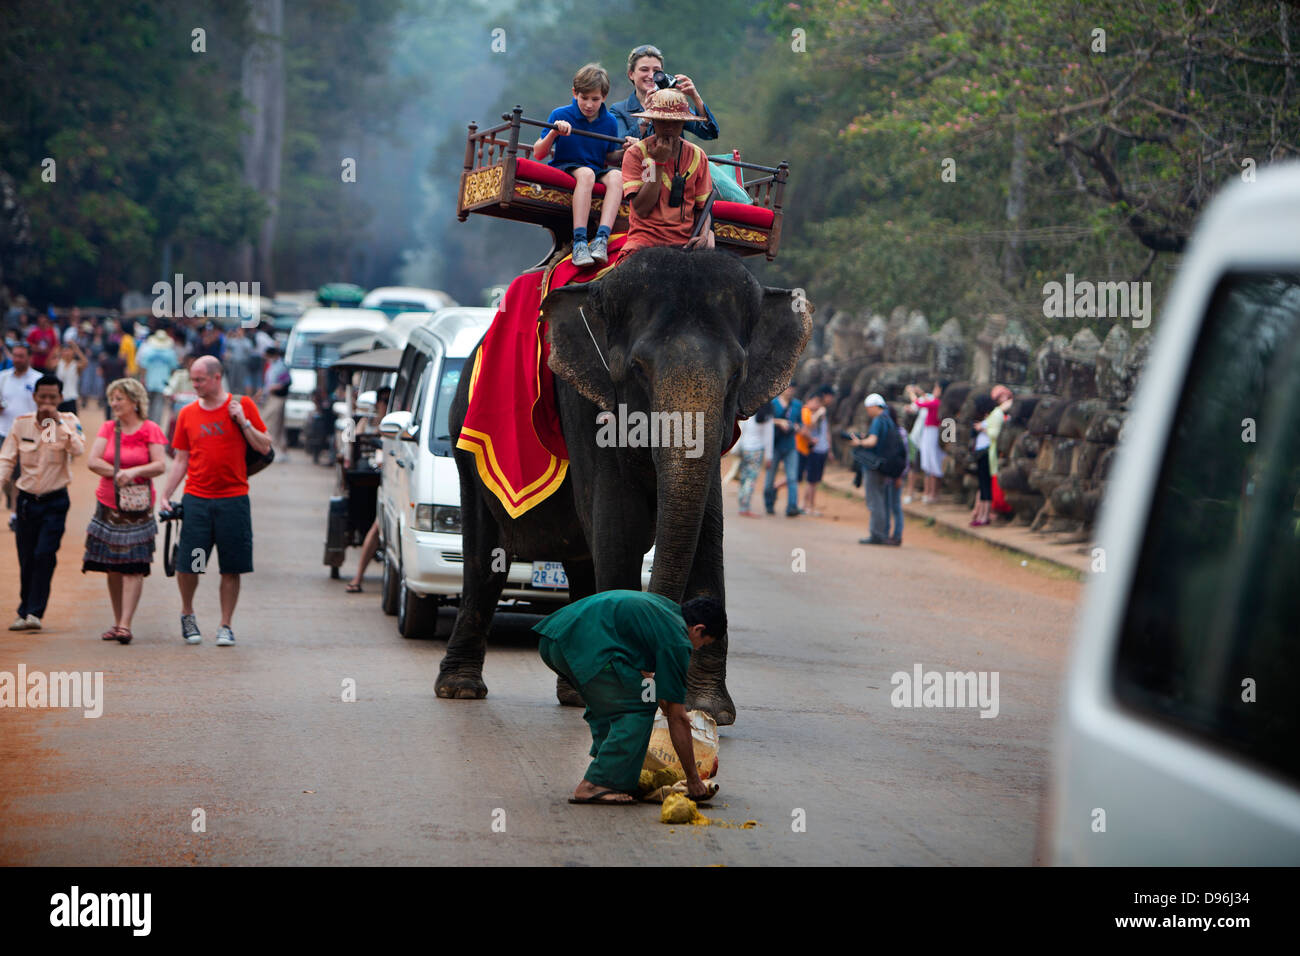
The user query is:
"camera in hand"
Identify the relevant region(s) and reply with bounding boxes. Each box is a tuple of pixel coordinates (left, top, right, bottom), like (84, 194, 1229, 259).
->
(840, 430, 861, 441)
(652, 70, 678, 91)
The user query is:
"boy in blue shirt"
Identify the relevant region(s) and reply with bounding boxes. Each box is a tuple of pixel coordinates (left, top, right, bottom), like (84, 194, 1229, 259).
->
(533, 63, 623, 267)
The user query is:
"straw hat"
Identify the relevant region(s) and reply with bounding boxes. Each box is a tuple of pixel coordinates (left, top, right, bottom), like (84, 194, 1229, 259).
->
(631, 88, 696, 123)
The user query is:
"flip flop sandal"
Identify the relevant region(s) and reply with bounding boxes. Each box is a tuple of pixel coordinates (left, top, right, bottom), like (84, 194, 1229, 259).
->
(568, 789, 635, 805)
(345, 583, 363, 593)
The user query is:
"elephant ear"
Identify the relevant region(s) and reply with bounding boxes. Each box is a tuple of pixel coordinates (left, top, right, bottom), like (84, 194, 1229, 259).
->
(540, 282, 616, 409)
(738, 287, 814, 417)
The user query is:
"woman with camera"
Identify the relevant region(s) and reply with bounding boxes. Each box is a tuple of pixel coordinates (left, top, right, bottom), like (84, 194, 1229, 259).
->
(607, 43, 719, 165)
(83, 377, 168, 644)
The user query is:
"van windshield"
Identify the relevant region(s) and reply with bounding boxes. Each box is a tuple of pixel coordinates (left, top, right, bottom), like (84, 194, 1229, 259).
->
(1115, 271, 1300, 784)
(426, 357, 466, 456)
(287, 330, 356, 369)
(370, 301, 426, 318)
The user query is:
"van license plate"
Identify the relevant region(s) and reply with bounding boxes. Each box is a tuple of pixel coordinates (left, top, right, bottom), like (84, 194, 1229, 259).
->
(531, 561, 568, 589)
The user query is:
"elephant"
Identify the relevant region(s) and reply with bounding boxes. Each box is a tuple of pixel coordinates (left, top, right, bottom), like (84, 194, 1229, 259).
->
(435, 246, 812, 725)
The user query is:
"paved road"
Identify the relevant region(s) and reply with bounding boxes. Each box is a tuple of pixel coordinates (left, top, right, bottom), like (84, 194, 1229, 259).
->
(0, 408, 1080, 865)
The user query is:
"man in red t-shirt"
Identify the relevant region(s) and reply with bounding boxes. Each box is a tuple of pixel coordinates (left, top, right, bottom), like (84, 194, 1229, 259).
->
(26, 314, 59, 371)
(160, 355, 272, 646)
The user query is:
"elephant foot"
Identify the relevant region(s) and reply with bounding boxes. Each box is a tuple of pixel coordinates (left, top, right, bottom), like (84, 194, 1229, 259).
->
(556, 674, 585, 708)
(687, 685, 736, 726)
(435, 663, 488, 700)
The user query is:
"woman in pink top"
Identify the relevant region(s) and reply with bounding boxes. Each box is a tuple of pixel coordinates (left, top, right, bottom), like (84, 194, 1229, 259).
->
(905, 379, 947, 503)
(82, 378, 167, 644)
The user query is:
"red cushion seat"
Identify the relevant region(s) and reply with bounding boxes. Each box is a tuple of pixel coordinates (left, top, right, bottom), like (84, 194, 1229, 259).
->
(515, 157, 606, 196)
(712, 200, 774, 229)
(513, 159, 774, 229)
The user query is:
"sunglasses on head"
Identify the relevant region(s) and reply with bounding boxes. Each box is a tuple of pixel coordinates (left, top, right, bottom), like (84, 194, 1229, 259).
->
(630, 44, 662, 58)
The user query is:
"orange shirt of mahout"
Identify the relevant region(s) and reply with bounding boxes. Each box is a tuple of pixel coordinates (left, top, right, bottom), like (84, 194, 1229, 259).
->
(620, 138, 712, 254)
(171, 395, 266, 499)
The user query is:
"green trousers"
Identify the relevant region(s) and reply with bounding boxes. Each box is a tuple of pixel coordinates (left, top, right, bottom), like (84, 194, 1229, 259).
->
(538, 636, 657, 793)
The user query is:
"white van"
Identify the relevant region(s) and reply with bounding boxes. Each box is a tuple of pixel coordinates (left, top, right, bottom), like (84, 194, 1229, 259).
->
(283, 307, 390, 445)
(360, 286, 456, 319)
(376, 307, 653, 638)
(1045, 164, 1300, 864)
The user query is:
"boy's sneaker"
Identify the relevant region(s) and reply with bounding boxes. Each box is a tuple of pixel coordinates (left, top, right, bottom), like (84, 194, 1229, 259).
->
(589, 235, 608, 264)
(571, 240, 594, 267)
(216, 626, 236, 647)
(9, 615, 30, 631)
(181, 614, 201, 644)
(25, 614, 40, 630)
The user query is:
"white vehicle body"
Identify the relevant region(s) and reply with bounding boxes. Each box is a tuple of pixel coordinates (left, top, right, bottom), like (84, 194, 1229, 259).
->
(376, 307, 652, 636)
(360, 286, 456, 319)
(186, 291, 276, 328)
(1045, 164, 1300, 865)
(283, 308, 390, 441)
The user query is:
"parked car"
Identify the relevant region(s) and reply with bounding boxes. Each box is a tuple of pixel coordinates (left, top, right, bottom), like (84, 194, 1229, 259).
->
(1044, 163, 1300, 864)
(283, 308, 390, 446)
(186, 292, 275, 328)
(376, 307, 653, 638)
(360, 286, 457, 319)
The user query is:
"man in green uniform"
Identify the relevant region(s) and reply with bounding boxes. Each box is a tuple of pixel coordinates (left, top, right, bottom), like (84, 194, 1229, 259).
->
(535, 590, 725, 805)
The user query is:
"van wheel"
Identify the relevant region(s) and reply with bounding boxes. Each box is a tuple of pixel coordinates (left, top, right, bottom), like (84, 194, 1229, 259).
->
(381, 552, 400, 616)
(398, 580, 435, 638)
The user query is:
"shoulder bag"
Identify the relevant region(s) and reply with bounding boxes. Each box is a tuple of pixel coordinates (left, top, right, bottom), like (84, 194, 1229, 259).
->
(236, 396, 275, 475)
(114, 424, 152, 513)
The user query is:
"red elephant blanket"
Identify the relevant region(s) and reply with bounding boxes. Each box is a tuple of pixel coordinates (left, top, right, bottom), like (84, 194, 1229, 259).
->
(455, 235, 633, 518)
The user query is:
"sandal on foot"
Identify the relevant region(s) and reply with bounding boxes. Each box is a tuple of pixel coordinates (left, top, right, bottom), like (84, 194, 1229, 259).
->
(345, 582, 363, 593)
(568, 788, 634, 805)
(101, 626, 121, 642)
(115, 627, 132, 645)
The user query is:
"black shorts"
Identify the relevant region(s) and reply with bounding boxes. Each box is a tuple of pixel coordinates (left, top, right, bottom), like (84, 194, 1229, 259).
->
(975, 448, 992, 501)
(177, 493, 253, 574)
(798, 451, 828, 484)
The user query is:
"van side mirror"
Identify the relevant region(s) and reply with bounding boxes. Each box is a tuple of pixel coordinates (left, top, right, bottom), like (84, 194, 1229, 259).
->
(379, 410, 413, 439)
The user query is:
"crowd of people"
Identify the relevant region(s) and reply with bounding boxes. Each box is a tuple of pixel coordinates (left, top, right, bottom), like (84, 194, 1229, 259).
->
(729, 379, 1021, 547)
(1, 300, 283, 644)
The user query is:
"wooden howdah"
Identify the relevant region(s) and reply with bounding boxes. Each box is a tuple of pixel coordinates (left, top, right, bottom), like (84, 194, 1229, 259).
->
(457, 106, 788, 261)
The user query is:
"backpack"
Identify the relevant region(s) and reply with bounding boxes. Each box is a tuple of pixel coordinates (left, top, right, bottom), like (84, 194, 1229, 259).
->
(876, 414, 908, 477)
(854, 412, 907, 478)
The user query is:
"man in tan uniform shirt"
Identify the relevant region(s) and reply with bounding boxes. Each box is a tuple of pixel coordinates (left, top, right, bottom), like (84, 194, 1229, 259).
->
(0, 373, 85, 629)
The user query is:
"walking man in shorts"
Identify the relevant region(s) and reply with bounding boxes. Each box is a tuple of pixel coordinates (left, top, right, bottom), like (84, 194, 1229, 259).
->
(160, 355, 271, 646)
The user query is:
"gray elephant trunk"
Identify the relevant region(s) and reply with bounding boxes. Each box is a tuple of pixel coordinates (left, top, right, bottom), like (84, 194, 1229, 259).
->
(646, 377, 725, 601)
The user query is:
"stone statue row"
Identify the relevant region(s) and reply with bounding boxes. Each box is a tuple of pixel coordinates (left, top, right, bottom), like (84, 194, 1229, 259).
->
(794, 306, 1152, 542)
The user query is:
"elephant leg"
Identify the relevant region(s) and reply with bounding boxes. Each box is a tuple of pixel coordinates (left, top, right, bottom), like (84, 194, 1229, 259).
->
(554, 556, 597, 707)
(436, 468, 505, 700)
(683, 474, 735, 726)
(589, 460, 654, 593)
